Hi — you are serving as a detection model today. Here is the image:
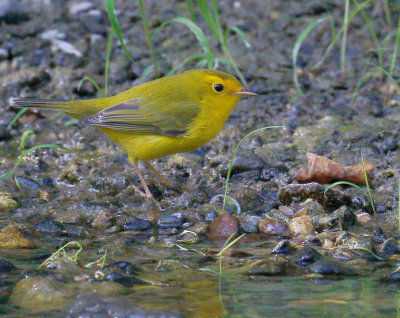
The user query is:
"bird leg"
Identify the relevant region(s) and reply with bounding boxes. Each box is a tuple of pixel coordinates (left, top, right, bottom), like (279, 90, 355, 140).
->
(143, 161, 172, 187)
(132, 160, 153, 198)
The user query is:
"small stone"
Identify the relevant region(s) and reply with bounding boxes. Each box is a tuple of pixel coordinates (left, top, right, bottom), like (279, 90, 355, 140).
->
(0, 192, 18, 209)
(205, 210, 218, 222)
(106, 261, 140, 275)
(135, 209, 161, 224)
(322, 239, 334, 249)
(248, 259, 286, 276)
(177, 230, 199, 244)
(209, 213, 239, 239)
(105, 272, 143, 287)
(52, 40, 82, 57)
(41, 29, 66, 41)
(123, 218, 152, 231)
(0, 259, 16, 273)
(157, 212, 184, 228)
(271, 240, 292, 254)
(0, 0, 29, 24)
(379, 239, 400, 256)
(92, 210, 114, 229)
(258, 218, 288, 235)
(289, 215, 314, 236)
(305, 236, 322, 246)
(292, 247, 322, 266)
(69, 2, 94, 15)
(240, 214, 262, 233)
(34, 220, 64, 236)
(308, 259, 344, 275)
(188, 222, 208, 234)
(0, 224, 34, 248)
(221, 156, 264, 176)
(356, 212, 372, 223)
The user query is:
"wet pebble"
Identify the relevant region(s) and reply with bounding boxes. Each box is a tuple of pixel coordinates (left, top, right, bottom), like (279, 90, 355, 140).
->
(91, 210, 114, 229)
(105, 272, 143, 288)
(205, 209, 218, 222)
(305, 236, 322, 246)
(278, 182, 351, 209)
(157, 212, 184, 228)
(0, 259, 16, 273)
(292, 247, 322, 266)
(289, 215, 314, 236)
(308, 259, 345, 275)
(221, 156, 264, 176)
(69, 1, 94, 15)
(63, 293, 185, 318)
(271, 240, 292, 255)
(0, 192, 18, 209)
(379, 239, 400, 256)
(239, 214, 262, 233)
(188, 222, 208, 234)
(0, 0, 29, 24)
(106, 261, 140, 276)
(177, 230, 199, 244)
(209, 213, 239, 239)
(34, 220, 64, 236)
(248, 259, 287, 276)
(0, 224, 34, 248)
(123, 218, 152, 231)
(257, 218, 288, 235)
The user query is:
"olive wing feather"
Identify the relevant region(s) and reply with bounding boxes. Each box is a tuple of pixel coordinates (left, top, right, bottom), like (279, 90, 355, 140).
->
(79, 98, 201, 137)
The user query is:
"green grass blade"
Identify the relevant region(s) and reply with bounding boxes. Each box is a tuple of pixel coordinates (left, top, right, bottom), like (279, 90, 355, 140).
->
(186, 0, 196, 22)
(7, 108, 28, 130)
(226, 26, 251, 48)
(0, 171, 13, 182)
(153, 17, 214, 69)
(19, 129, 35, 151)
(293, 17, 328, 95)
(340, 0, 350, 80)
(360, 149, 375, 214)
(64, 119, 79, 127)
(139, 0, 159, 78)
(371, 63, 400, 94)
(324, 181, 369, 198)
(223, 126, 283, 210)
(165, 54, 205, 76)
(217, 234, 245, 257)
(77, 76, 103, 97)
(353, 247, 385, 261)
(195, 0, 220, 41)
(389, 16, 400, 76)
(104, 27, 114, 97)
(13, 144, 68, 188)
(103, 0, 134, 63)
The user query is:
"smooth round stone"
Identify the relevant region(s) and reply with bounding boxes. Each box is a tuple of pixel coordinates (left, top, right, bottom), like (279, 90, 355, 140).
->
(271, 240, 291, 255)
(34, 220, 64, 236)
(292, 247, 322, 266)
(157, 213, 184, 229)
(123, 218, 152, 231)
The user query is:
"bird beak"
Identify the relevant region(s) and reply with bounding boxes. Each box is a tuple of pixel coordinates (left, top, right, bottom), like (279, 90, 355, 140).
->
(232, 89, 257, 97)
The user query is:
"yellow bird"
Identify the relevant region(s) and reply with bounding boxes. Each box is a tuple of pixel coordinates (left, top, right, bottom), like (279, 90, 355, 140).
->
(10, 69, 256, 198)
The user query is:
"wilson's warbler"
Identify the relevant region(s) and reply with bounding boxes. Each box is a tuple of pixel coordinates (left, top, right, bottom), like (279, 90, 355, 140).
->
(10, 69, 256, 198)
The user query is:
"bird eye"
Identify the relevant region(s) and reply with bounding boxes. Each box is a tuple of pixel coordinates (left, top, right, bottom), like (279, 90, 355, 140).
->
(213, 83, 224, 93)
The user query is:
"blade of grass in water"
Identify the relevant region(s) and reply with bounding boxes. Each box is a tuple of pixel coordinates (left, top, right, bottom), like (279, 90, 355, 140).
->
(104, 0, 134, 63)
(139, 0, 159, 78)
(293, 17, 328, 95)
(223, 126, 283, 210)
(7, 108, 28, 130)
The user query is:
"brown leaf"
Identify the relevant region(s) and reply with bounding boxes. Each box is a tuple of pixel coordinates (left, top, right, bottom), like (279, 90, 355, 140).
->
(295, 153, 373, 185)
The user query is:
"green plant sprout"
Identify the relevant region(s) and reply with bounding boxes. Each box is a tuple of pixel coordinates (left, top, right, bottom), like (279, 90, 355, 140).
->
(324, 150, 376, 214)
(39, 241, 83, 268)
(223, 126, 283, 210)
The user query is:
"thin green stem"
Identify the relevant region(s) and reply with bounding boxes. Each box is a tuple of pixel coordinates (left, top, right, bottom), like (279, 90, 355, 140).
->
(139, 0, 159, 78)
(341, 0, 350, 80)
(105, 28, 114, 97)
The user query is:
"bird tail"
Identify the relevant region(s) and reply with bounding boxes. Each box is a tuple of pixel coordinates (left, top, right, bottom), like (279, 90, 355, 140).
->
(9, 97, 74, 112)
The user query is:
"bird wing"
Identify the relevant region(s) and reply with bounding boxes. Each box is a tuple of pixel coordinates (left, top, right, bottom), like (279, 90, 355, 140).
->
(79, 98, 201, 137)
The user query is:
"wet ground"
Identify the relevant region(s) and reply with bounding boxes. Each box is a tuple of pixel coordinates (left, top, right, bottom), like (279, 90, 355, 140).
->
(1, 0, 400, 317)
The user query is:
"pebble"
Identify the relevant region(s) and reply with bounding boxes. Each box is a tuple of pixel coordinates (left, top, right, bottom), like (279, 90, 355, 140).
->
(221, 156, 264, 176)
(208, 213, 239, 239)
(123, 218, 152, 231)
(34, 220, 64, 236)
(240, 214, 262, 233)
(308, 259, 344, 275)
(0, 192, 18, 209)
(63, 293, 185, 318)
(91, 210, 114, 229)
(106, 261, 140, 276)
(271, 240, 292, 255)
(0, 259, 16, 273)
(205, 209, 218, 222)
(0, 224, 34, 248)
(52, 40, 82, 57)
(157, 212, 184, 228)
(289, 215, 314, 236)
(0, 0, 29, 24)
(41, 29, 66, 41)
(105, 272, 143, 288)
(292, 247, 322, 266)
(257, 218, 288, 235)
(248, 259, 286, 276)
(69, 2, 94, 15)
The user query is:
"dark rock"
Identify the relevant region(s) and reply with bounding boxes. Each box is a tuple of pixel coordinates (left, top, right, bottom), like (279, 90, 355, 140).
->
(379, 239, 400, 256)
(239, 214, 261, 233)
(0, 0, 29, 24)
(106, 261, 140, 275)
(278, 183, 351, 210)
(316, 206, 355, 232)
(157, 211, 185, 229)
(221, 156, 264, 176)
(384, 272, 400, 283)
(205, 210, 218, 223)
(16, 176, 40, 190)
(260, 165, 289, 182)
(271, 240, 292, 254)
(308, 259, 346, 275)
(105, 272, 144, 288)
(292, 247, 322, 266)
(229, 170, 260, 183)
(63, 293, 185, 318)
(375, 204, 387, 214)
(305, 236, 322, 246)
(0, 259, 16, 273)
(123, 218, 152, 231)
(34, 220, 64, 236)
(248, 260, 286, 276)
(258, 218, 288, 236)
